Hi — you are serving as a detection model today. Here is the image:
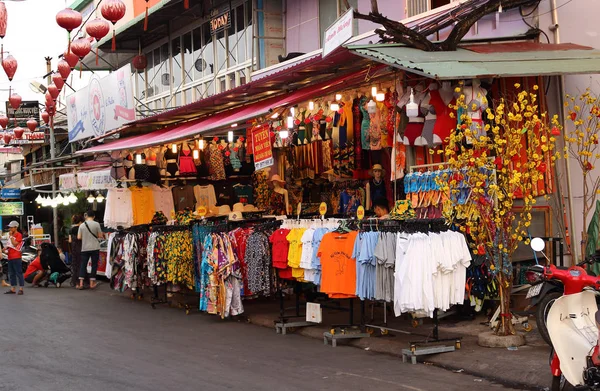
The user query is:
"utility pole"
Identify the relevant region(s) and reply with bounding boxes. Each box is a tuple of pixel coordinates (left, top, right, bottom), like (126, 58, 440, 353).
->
(45, 56, 58, 245)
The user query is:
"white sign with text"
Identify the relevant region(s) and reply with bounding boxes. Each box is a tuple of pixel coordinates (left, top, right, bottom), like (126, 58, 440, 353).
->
(322, 8, 354, 58)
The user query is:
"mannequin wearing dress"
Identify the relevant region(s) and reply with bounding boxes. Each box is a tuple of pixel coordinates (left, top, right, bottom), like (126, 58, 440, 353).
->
(366, 166, 388, 210)
(460, 79, 488, 144)
(429, 81, 457, 145)
(269, 176, 289, 215)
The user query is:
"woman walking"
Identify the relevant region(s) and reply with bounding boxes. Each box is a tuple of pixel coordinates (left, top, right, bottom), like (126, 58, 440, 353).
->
(68, 214, 83, 288)
(4, 221, 24, 295)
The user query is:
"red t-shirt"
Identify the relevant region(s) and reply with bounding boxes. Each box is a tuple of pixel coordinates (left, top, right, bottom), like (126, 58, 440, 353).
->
(7, 232, 22, 260)
(269, 229, 290, 269)
(25, 257, 42, 276)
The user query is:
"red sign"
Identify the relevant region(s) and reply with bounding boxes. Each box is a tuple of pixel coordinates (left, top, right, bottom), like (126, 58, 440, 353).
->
(251, 124, 274, 170)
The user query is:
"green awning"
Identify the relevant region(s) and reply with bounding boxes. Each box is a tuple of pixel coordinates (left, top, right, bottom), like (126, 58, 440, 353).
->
(347, 42, 600, 79)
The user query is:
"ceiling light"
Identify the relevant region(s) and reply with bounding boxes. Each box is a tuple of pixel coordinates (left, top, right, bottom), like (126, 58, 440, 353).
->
(308, 101, 314, 110)
(335, 93, 342, 101)
(199, 139, 205, 150)
(230, 123, 238, 128)
(135, 153, 142, 164)
(376, 92, 385, 102)
(228, 130, 234, 142)
(331, 103, 340, 112)
(171, 144, 177, 153)
(291, 106, 295, 116)
(371, 86, 377, 97)
(406, 88, 419, 118)
(287, 116, 294, 129)
(279, 130, 289, 140)
(87, 194, 95, 203)
(96, 193, 105, 203)
(68, 192, 77, 203)
(193, 149, 199, 159)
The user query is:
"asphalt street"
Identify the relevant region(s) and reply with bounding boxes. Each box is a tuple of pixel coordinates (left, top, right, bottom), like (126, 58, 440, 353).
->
(0, 286, 522, 391)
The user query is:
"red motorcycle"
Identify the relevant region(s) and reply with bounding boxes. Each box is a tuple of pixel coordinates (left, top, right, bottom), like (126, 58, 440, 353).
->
(528, 251, 600, 390)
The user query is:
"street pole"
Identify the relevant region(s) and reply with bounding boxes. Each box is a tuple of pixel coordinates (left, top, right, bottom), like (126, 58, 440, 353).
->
(45, 56, 58, 245)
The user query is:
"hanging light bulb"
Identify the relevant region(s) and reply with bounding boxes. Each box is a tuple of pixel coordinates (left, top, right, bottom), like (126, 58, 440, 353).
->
(41, 196, 50, 207)
(228, 130, 234, 142)
(171, 144, 177, 153)
(406, 88, 419, 118)
(498, 2, 503, 12)
(330, 103, 340, 112)
(376, 92, 385, 102)
(135, 153, 142, 164)
(287, 116, 294, 129)
(270, 112, 279, 119)
(280, 130, 289, 140)
(35, 194, 43, 203)
(87, 194, 95, 203)
(291, 106, 295, 116)
(68, 192, 78, 203)
(193, 149, 200, 159)
(62, 197, 70, 206)
(55, 194, 64, 204)
(371, 86, 377, 97)
(230, 123, 238, 128)
(199, 139, 205, 150)
(51, 199, 58, 208)
(335, 93, 342, 101)
(96, 193, 105, 203)
(308, 101, 314, 110)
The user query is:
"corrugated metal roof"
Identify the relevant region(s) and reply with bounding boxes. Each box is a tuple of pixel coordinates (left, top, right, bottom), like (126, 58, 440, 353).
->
(348, 42, 600, 79)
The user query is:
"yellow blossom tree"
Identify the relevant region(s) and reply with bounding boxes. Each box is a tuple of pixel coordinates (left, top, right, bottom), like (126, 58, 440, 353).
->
(440, 83, 557, 336)
(561, 89, 600, 259)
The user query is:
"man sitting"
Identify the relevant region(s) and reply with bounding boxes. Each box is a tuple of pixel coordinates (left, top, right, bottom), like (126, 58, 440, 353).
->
(24, 250, 48, 287)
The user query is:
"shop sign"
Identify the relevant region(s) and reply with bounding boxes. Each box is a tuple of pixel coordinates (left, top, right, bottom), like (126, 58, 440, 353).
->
(209, 5, 231, 35)
(322, 8, 354, 58)
(0, 202, 23, 216)
(9, 132, 46, 145)
(59, 169, 116, 191)
(0, 188, 20, 199)
(67, 65, 135, 142)
(0, 147, 22, 154)
(5, 101, 40, 127)
(251, 124, 274, 170)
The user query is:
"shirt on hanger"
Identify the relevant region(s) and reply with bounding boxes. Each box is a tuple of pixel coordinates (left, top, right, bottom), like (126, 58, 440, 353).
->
(194, 184, 217, 209)
(151, 185, 175, 218)
(233, 184, 254, 205)
(318, 231, 358, 298)
(172, 185, 196, 212)
(213, 182, 235, 207)
(269, 228, 291, 269)
(286, 228, 306, 280)
(130, 186, 156, 225)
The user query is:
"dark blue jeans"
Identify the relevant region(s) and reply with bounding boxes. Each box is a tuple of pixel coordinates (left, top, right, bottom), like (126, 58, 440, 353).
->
(8, 258, 24, 287)
(79, 250, 100, 280)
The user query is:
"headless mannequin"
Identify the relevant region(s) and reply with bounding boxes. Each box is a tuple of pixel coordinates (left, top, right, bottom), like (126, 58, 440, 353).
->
(366, 167, 387, 210)
(461, 79, 488, 144)
(272, 180, 290, 214)
(400, 84, 427, 146)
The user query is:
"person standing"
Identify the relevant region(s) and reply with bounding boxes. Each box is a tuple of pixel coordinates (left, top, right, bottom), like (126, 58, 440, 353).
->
(68, 214, 83, 288)
(4, 221, 24, 295)
(77, 211, 103, 290)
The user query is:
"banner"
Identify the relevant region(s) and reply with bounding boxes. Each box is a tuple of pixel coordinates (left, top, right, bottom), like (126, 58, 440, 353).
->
(0, 202, 23, 216)
(251, 124, 274, 171)
(322, 8, 354, 58)
(0, 189, 20, 199)
(67, 65, 135, 142)
(6, 101, 40, 128)
(59, 169, 116, 191)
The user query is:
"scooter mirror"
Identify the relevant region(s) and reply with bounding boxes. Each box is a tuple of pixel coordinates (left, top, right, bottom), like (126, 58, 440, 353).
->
(530, 237, 545, 252)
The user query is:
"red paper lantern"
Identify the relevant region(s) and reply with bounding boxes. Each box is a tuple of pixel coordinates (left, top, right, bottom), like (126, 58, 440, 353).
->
(13, 127, 23, 139)
(56, 8, 82, 32)
(26, 119, 37, 132)
(45, 92, 55, 109)
(2, 55, 17, 81)
(3, 133, 11, 145)
(41, 111, 50, 124)
(52, 73, 64, 91)
(132, 54, 147, 72)
(0, 2, 7, 39)
(101, 0, 126, 52)
(71, 37, 91, 60)
(63, 51, 79, 69)
(48, 84, 59, 101)
(0, 115, 8, 129)
(86, 18, 110, 65)
(9, 93, 21, 110)
(58, 59, 71, 81)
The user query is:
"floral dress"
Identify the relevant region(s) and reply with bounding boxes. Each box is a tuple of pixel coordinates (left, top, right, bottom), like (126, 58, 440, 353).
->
(268, 192, 286, 215)
(208, 143, 226, 180)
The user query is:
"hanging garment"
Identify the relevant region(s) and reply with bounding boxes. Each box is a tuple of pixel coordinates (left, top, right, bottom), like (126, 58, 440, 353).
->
(146, 151, 161, 184)
(151, 185, 175, 218)
(104, 188, 134, 229)
(110, 151, 126, 180)
(287, 228, 306, 280)
(208, 143, 226, 181)
(233, 184, 253, 205)
(414, 101, 436, 147)
(130, 186, 156, 225)
(194, 184, 217, 209)
(179, 148, 197, 175)
(163, 147, 179, 176)
(318, 231, 358, 298)
(172, 185, 196, 212)
(374, 232, 396, 302)
(268, 191, 287, 216)
(429, 89, 457, 145)
(360, 97, 370, 150)
(269, 228, 293, 280)
(390, 133, 406, 180)
(244, 232, 271, 296)
(353, 232, 378, 300)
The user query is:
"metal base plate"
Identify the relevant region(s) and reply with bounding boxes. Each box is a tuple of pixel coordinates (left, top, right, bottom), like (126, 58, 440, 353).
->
(274, 321, 316, 335)
(323, 331, 370, 347)
(402, 345, 456, 364)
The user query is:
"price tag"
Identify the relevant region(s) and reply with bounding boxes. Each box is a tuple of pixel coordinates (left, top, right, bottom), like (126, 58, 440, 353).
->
(356, 206, 365, 220)
(319, 202, 327, 217)
(197, 206, 207, 217)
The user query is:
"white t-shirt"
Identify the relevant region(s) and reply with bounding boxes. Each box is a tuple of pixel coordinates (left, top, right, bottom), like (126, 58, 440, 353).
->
(300, 229, 316, 282)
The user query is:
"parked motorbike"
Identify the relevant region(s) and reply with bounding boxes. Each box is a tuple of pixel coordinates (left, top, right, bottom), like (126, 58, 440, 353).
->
(530, 238, 600, 390)
(526, 251, 600, 346)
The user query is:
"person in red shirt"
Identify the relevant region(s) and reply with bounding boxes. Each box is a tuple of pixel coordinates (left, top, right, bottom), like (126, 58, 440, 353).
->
(24, 249, 48, 287)
(4, 221, 24, 295)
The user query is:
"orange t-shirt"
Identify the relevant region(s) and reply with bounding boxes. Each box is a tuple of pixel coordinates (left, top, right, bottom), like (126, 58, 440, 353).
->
(317, 231, 358, 298)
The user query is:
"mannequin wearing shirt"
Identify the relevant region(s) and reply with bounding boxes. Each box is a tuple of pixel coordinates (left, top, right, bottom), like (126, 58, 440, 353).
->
(366, 164, 388, 210)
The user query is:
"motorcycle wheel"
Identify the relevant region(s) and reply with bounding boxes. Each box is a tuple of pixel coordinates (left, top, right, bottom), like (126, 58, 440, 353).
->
(537, 291, 562, 346)
(551, 375, 574, 391)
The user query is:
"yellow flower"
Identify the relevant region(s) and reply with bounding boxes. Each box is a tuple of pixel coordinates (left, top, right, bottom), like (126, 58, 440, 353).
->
(514, 83, 521, 89)
(533, 85, 539, 90)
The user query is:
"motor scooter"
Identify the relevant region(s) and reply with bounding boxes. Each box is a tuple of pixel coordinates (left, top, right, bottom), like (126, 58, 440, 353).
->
(531, 237, 600, 390)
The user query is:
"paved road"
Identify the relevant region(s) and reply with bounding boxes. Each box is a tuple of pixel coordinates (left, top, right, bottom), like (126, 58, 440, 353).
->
(0, 286, 521, 391)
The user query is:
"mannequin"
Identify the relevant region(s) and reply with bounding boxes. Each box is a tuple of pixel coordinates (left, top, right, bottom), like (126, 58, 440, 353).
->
(429, 81, 457, 146)
(401, 84, 427, 146)
(414, 83, 436, 147)
(179, 142, 197, 175)
(269, 174, 289, 215)
(460, 79, 488, 144)
(366, 164, 388, 210)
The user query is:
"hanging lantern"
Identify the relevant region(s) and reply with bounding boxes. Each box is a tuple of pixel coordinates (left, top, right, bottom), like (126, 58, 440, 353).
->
(3, 133, 11, 145)
(9, 93, 20, 110)
(0, 115, 8, 129)
(132, 54, 147, 72)
(52, 73, 64, 91)
(57, 59, 71, 81)
(85, 18, 110, 66)
(56, 8, 82, 53)
(100, 0, 126, 52)
(63, 51, 79, 69)
(0, 2, 7, 59)
(41, 111, 50, 124)
(2, 54, 16, 81)
(48, 84, 59, 101)
(45, 92, 55, 109)
(184, 0, 189, 9)
(26, 118, 37, 132)
(71, 37, 91, 60)
(13, 127, 23, 139)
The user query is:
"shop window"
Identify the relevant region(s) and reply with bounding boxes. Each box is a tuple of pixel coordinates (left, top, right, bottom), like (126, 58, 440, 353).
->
(407, 0, 451, 17)
(319, 0, 358, 47)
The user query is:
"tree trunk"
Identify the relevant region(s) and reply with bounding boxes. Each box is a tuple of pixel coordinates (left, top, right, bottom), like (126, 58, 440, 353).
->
(495, 272, 516, 336)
